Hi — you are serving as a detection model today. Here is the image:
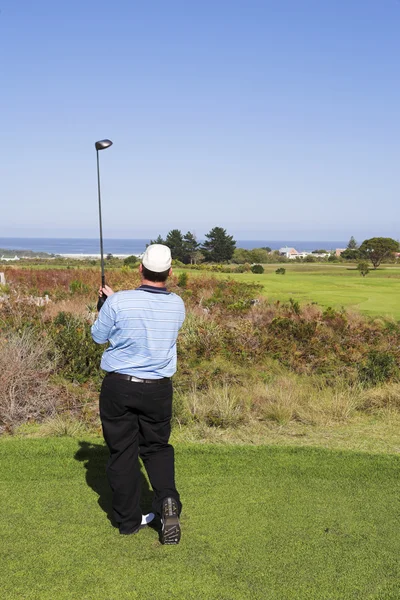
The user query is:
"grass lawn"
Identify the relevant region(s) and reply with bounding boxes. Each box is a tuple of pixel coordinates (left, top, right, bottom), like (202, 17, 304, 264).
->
(1, 437, 400, 599)
(184, 264, 400, 319)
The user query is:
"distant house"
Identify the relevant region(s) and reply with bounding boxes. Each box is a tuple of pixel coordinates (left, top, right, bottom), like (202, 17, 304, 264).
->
(335, 248, 346, 257)
(279, 247, 299, 259)
(0, 255, 20, 262)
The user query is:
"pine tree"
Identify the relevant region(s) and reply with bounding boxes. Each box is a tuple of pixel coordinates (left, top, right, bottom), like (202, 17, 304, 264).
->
(347, 236, 358, 250)
(201, 227, 236, 263)
(149, 234, 165, 245)
(165, 229, 185, 262)
(183, 231, 200, 264)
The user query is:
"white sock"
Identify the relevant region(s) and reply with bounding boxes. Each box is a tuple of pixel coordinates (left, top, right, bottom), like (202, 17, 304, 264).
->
(141, 512, 155, 525)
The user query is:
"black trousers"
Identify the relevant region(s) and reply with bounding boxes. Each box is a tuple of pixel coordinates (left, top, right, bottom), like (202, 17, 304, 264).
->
(99, 375, 181, 533)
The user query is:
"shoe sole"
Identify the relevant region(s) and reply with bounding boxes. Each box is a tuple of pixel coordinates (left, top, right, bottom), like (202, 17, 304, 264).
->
(161, 497, 181, 545)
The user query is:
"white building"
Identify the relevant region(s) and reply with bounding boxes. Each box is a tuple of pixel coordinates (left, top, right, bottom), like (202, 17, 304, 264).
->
(279, 247, 299, 259)
(0, 255, 20, 262)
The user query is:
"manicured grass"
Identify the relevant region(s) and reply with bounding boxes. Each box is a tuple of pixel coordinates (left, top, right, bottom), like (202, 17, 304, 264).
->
(184, 264, 400, 318)
(1, 437, 400, 599)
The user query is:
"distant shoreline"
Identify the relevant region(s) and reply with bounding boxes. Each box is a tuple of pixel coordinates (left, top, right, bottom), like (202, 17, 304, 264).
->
(0, 237, 348, 256)
(59, 253, 136, 259)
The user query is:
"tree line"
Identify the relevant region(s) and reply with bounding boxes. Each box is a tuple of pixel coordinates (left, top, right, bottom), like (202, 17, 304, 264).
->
(145, 228, 399, 269)
(150, 227, 236, 263)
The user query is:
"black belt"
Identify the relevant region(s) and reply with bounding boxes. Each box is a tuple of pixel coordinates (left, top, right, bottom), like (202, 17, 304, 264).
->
(106, 372, 170, 384)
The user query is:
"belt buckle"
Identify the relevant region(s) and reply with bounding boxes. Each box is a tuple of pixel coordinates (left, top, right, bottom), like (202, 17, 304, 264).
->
(129, 375, 144, 383)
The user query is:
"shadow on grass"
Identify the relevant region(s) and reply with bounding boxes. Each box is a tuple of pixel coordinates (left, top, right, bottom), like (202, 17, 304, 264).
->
(74, 440, 154, 529)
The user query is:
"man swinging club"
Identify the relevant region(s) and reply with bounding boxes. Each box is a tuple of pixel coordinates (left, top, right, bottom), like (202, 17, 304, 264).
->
(91, 244, 185, 544)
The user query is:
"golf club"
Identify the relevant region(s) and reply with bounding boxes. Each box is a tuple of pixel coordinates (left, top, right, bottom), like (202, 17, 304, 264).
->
(95, 139, 113, 310)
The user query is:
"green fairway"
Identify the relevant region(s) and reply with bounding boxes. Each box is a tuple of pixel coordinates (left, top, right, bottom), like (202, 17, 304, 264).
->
(1, 438, 400, 599)
(185, 264, 400, 318)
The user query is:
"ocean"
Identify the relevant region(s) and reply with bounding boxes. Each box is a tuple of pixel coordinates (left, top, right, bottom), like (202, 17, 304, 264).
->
(0, 237, 347, 256)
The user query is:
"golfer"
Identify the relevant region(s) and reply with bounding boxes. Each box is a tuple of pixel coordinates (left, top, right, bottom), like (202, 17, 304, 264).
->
(91, 244, 185, 544)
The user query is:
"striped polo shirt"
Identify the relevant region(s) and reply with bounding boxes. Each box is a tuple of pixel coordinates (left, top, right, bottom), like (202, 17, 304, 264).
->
(91, 285, 185, 379)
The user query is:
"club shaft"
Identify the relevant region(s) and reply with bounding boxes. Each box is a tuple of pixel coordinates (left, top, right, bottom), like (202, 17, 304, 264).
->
(96, 150, 105, 285)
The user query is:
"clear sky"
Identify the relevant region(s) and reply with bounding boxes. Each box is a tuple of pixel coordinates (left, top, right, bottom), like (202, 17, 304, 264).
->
(1, 0, 399, 241)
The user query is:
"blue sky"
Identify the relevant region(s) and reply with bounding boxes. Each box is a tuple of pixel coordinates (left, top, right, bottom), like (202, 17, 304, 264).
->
(1, 0, 399, 241)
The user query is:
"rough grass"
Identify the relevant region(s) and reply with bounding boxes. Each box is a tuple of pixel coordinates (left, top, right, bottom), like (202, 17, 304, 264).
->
(2, 265, 400, 438)
(172, 373, 400, 432)
(1, 437, 399, 600)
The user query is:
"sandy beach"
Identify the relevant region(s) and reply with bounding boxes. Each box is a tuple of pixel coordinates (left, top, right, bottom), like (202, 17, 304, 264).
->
(59, 253, 141, 259)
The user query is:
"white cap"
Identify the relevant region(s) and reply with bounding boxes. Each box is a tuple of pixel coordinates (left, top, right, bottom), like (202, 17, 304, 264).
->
(142, 244, 172, 272)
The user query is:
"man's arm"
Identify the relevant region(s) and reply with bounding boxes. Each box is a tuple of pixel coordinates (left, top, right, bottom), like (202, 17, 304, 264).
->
(91, 292, 117, 344)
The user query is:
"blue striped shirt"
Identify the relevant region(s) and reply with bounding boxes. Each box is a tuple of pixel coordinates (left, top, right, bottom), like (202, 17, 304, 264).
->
(91, 285, 185, 378)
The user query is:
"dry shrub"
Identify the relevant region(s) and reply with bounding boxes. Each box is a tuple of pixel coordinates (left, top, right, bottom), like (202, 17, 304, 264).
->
(3, 267, 99, 295)
(300, 303, 322, 322)
(181, 384, 250, 428)
(0, 296, 45, 330)
(360, 383, 400, 412)
(3, 267, 141, 299)
(224, 318, 263, 356)
(253, 376, 361, 426)
(39, 414, 89, 437)
(249, 301, 278, 328)
(43, 296, 93, 320)
(0, 331, 58, 428)
(178, 312, 223, 358)
(253, 377, 301, 425)
(173, 375, 361, 430)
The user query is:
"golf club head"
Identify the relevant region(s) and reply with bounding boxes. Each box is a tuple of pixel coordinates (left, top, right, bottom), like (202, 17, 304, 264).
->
(95, 139, 113, 151)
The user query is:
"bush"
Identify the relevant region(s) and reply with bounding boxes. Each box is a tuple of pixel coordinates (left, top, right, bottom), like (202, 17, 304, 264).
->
(201, 280, 263, 312)
(251, 264, 264, 274)
(177, 272, 188, 288)
(0, 330, 58, 428)
(275, 268, 286, 275)
(357, 261, 370, 277)
(358, 351, 399, 386)
(123, 255, 138, 268)
(50, 312, 104, 383)
(69, 280, 91, 295)
(233, 265, 248, 273)
(172, 259, 185, 268)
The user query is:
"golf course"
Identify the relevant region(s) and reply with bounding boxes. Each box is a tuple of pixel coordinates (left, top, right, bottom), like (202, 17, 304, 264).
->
(183, 263, 400, 319)
(2, 0, 400, 597)
(1, 261, 400, 599)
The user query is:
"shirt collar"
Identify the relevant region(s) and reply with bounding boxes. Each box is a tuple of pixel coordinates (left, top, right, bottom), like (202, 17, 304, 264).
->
(137, 284, 170, 294)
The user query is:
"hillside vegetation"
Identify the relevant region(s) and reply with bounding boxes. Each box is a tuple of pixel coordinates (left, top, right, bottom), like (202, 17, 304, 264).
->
(0, 265, 400, 448)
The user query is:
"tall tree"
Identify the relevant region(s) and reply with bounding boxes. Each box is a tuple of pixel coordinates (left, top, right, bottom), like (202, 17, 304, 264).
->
(165, 229, 185, 262)
(201, 227, 236, 262)
(183, 231, 200, 264)
(359, 237, 399, 269)
(149, 234, 165, 245)
(347, 236, 358, 250)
